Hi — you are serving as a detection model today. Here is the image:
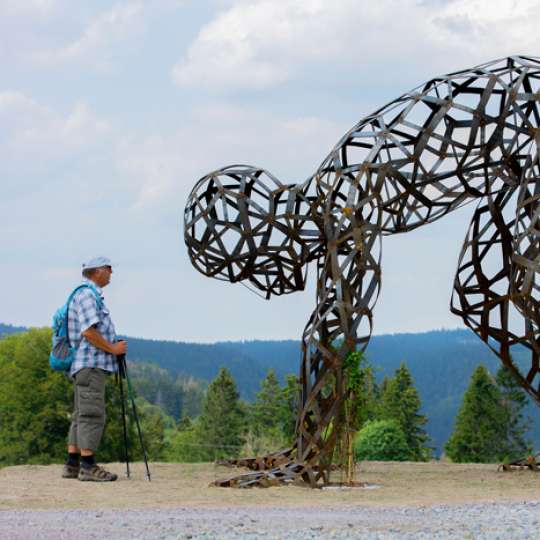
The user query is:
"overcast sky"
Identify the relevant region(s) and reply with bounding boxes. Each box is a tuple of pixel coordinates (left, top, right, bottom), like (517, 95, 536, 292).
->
(1, 0, 539, 342)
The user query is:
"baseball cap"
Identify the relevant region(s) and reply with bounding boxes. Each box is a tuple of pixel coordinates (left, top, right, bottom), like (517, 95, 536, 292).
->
(82, 256, 114, 270)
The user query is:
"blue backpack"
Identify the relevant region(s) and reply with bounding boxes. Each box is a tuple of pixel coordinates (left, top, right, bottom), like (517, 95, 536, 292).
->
(49, 284, 103, 371)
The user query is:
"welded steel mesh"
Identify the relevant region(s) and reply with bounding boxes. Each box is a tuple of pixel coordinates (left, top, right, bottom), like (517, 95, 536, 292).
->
(184, 55, 540, 487)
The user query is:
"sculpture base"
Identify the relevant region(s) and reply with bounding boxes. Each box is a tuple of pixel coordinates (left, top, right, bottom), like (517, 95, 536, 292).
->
(498, 451, 540, 472)
(212, 448, 337, 488)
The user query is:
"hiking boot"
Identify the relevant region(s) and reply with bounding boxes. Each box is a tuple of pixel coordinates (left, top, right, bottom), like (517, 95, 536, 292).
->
(61, 463, 80, 479)
(78, 464, 118, 482)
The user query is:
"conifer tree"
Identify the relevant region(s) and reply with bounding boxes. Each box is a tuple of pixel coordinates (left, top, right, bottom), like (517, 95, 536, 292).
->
(195, 367, 245, 460)
(339, 351, 381, 482)
(496, 365, 532, 460)
(341, 351, 380, 431)
(379, 376, 390, 404)
(356, 362, 380, 427)
(380, 362, 431, 460)
(281, 374, 300, 442)
(246, 370, 300, 454)
(177, 415, 193, 431)
(445, 364, 506, 462)
(250, 369, 283, 437)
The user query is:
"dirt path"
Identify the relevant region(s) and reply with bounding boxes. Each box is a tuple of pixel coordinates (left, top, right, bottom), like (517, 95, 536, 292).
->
(1, 461, 539, 510)
(1, 462, 539, 539)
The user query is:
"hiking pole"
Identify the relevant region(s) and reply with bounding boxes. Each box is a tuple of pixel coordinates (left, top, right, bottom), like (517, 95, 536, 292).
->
(117, 354, 152, 481)
(116, 360, 131, 478)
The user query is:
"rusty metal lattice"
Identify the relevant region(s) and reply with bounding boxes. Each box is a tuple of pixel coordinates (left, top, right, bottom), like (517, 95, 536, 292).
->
(184, 55, 540, 488)
(498, 451, 540, 472)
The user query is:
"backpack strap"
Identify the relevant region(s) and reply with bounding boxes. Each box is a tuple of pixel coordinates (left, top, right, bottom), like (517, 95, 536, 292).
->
(64, 283, 103, 347)
(66, 283, 104, 311)
(64, 284, 105, 346)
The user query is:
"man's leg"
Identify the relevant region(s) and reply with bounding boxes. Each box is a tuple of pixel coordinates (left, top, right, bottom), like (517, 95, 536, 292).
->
(75, 368, 117, 482)
(62, 378, 80, 478)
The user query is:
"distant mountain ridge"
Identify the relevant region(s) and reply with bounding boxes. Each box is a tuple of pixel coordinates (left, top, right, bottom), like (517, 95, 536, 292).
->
(0, 323, 26, 337)
(1, 323, 538, 454)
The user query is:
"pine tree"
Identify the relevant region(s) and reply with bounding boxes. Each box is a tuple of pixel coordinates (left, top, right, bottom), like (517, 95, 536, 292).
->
(339, 351, 381, 482)
(177, 415, 193, 431)
(445, 364, 506, 463)
(281, 374, 300, 442)
(246, 370, 299, 455)
(355, 362, 380, 428)
(195, 367, 246, 460)
(340, 352, 380, 433)
(250, 369, 283, 437)
(496, 365, 532, 460)
(380, 362, 431, 460)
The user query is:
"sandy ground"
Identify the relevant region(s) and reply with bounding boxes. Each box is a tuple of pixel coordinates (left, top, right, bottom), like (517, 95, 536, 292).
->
(1, 462, 540, 539)
(0, 460, 539, 510)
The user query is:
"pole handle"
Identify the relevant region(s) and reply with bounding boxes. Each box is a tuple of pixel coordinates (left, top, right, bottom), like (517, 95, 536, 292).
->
(117, 354, 127, 379)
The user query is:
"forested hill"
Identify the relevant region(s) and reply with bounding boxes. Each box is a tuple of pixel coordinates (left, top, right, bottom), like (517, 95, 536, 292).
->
(0, 323, 26, 337)
(215, 330, 540, 452)
(1, 323, 539, 454)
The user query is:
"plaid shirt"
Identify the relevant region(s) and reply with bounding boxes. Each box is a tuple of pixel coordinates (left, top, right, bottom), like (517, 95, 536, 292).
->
(67, 279, 118, 376)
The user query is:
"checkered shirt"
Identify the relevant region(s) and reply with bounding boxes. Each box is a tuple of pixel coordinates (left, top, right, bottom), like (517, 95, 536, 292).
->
(67, 279, 118, 376)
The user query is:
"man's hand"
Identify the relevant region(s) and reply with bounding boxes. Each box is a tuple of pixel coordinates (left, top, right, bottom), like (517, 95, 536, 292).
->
(81, 327, 127, 355)
(111, 340, 127, 356)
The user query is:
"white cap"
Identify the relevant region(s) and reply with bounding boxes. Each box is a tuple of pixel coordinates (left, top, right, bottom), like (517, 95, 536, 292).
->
(82, 256, 113, 270)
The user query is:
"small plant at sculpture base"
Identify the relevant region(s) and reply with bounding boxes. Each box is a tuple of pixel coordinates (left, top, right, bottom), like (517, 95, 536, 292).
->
(336, 351, 378, 485)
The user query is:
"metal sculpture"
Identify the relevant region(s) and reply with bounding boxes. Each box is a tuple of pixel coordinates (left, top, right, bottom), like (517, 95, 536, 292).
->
(184, 55, 540, 488)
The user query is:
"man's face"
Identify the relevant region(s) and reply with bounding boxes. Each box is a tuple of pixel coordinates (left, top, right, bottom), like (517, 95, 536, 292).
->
(93, 265, 113, 287)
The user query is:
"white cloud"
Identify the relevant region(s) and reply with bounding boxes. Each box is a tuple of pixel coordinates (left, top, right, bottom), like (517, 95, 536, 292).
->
(4, 1, 536, 341)
(29, 0, 187, 69)
(172, 0, 540, 91)
(0, 91, 45, 115)
(0, 90, 110, 157)
(32, 1, 145, 68)
(0, 0, 58, 17)
(431, 0, 540, 55)
(115, 102, 344, 209)
(172, 0, 339, 89)
(116, 134, 187, 208)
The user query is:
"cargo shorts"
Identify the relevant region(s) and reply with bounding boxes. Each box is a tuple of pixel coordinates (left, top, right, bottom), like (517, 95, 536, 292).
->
(68, 368, 108, 452)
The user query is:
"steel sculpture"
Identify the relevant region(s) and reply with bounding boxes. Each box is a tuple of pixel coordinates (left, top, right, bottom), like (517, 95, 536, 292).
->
(184, 55, 540, 488)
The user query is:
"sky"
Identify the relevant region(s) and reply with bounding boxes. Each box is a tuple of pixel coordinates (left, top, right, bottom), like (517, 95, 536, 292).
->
(1, 0, 539, 343)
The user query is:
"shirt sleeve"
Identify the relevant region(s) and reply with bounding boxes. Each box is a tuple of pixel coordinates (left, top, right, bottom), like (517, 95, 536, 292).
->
(74, 289, 100, 333)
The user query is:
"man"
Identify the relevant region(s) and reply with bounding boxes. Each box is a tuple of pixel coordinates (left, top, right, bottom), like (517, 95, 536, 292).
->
(62, 256, 127, 481)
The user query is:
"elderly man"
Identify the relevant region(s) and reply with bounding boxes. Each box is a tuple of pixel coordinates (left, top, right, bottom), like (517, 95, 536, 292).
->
(62, 256, 127, 481)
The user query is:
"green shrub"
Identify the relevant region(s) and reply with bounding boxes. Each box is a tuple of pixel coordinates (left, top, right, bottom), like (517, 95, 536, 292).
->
(162, 426, 208, 462)
(354, 419, 411, 461)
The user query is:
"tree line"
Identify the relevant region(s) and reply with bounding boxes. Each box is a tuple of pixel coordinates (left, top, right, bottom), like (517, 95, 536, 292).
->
(0, 328, 533, 467)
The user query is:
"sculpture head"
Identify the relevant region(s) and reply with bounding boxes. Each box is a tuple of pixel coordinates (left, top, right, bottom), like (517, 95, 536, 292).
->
(184, 165, 316, 297)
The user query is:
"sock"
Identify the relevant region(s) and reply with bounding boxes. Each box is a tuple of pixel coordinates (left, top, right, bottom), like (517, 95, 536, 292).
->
(66, 452, 80, 467)
(80, 455, 96, 469)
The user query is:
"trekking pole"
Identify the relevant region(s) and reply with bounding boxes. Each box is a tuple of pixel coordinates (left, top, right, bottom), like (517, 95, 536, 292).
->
(117, 354, 152, 481)
(116, 361, 131, 478)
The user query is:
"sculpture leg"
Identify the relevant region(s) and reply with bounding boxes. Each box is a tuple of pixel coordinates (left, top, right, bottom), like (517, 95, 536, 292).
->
(510, 157, 540, 332)
(451, 188, 540, 404)
(295, 216, 382, 485)
(213, 215, 382, 487)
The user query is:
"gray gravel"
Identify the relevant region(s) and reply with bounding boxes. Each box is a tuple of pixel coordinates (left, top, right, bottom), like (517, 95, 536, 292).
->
(2, 501, 539, 539)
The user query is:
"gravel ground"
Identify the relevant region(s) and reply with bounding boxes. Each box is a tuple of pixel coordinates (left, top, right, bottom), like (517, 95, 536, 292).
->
(2, 501, 540, 540)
